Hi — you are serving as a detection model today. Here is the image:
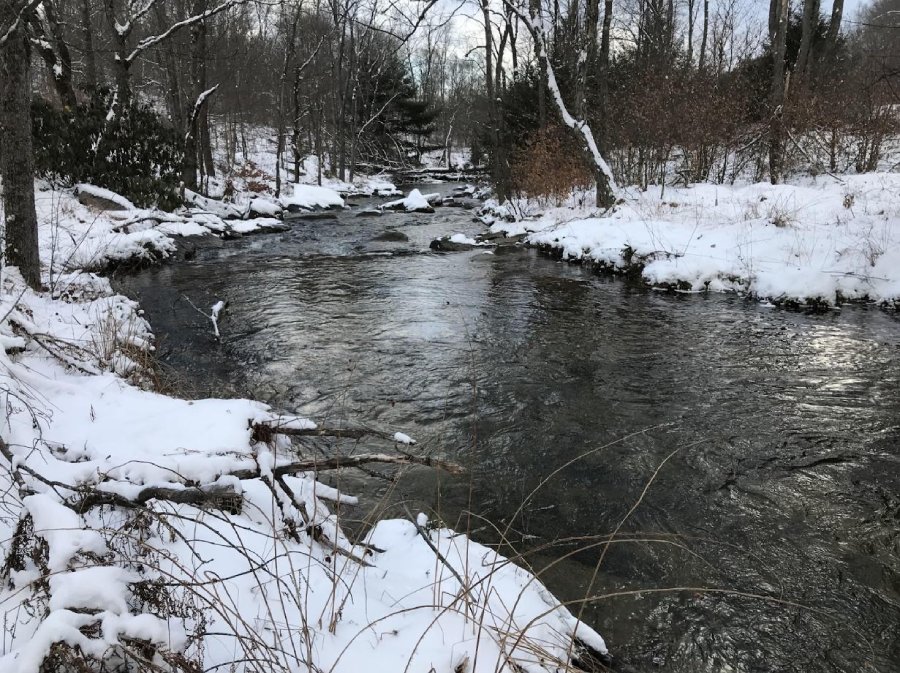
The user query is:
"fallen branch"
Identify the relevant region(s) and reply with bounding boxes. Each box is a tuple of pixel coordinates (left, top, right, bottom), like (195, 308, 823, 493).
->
(72, 483, 240, 513)
(232, 452, 465, 478)
(69, 452, 463, 513)
(253, 421, 408, 443)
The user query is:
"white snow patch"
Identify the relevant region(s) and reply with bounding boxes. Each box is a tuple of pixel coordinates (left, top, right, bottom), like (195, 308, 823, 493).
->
(281, 184, 345, 210)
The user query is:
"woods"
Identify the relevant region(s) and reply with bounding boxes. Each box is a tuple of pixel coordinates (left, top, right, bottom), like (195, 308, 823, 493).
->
(0, 0, 898, 288)
(1, 0, 898, 218)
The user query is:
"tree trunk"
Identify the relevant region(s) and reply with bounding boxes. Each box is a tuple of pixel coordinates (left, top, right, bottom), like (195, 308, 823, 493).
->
(795, 0, 820, 84)
(530, 0, 546, 127)
(0, 13, 41, 289)
(80, 0, 97, 89)
(196, 17, 214, 179)
(819, 0, 843, 73)
(36, 1, 77, 108)
(597, 0, 613, 151)
(768, 0, 789, 184)
(698, 0, 708, 72)
(576, 0, 601, 121)
(104, 0, 132, 110)
(482, 0, 509, 200)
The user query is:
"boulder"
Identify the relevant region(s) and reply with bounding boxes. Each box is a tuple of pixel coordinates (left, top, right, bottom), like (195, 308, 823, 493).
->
(75, 184, 135, 211)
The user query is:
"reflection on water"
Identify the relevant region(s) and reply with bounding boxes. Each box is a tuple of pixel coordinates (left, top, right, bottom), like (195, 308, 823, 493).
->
(115, 187, 900, 672)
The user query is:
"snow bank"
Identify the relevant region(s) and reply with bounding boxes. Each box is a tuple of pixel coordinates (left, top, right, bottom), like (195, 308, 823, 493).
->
(281, 183, 345, 210)
(509, 174, 900, 307)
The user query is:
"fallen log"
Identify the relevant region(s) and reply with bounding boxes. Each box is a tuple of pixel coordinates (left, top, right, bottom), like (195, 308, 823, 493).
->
(253, 421, 401, 443)
(232, 452, 465, 478)
(69, 452, 464, 513)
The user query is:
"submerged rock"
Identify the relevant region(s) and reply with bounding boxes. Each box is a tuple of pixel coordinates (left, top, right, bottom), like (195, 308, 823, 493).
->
(372, 230, 409, 242)
(284, 210, 339, 220)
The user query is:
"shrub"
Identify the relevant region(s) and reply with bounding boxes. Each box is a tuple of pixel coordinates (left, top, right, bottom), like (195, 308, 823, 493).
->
(510, 125, 594, 204)
(32, 89, 183, 210)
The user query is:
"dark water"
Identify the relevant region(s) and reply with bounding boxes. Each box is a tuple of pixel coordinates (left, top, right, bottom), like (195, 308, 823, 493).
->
(115, 186, 900, 673)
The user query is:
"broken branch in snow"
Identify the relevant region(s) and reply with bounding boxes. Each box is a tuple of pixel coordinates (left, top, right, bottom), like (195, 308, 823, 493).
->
(73, 483, 240, 514)
(8, 318, 99, 374)
(68, 453, 463, 513)
(253, 419, 416, 444)
(182, 295, 226, 339)
(210, 300, 226, 338)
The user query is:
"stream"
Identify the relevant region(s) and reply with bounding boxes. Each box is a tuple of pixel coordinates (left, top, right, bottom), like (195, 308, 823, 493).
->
(114, 184, 900, 672)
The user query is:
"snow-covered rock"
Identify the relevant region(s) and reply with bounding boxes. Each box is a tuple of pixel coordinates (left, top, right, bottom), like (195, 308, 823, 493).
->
(184, 189, 245, 220)
(281, 184, 345, 211)
(74, 184, 135, 211)
(248, 196, 283, 217)
(382, 188, 435, 213)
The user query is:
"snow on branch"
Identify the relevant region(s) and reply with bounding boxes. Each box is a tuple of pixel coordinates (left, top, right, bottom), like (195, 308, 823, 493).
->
(503, 0, 618, 192)
(126, 0, 239, 63)
(0, 0, 43, 48)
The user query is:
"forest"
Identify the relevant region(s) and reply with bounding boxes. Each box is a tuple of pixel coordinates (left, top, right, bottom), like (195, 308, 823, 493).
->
(4, 0, 900, 227)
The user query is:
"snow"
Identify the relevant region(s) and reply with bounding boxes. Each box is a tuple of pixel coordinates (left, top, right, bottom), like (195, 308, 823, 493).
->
(280, 183, 345, 210)
(210, 299, 225, 337)
(184, 188, 245, 219)
(228, 217, 284, 234)
(74, 183, 136, 210)
(366, 178, 402, 196)
(495, 174, 900, 307)
(49, 567, 138, 613)
(449, 233, 479, 245)
(248, 196, 283, 216)
(0, 181, 603, 673)
(382, 188, 434, 212)
(156, 220, 212, 237)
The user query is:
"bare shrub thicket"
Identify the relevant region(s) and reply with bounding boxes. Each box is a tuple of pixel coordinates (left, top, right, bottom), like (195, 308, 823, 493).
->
(510, 126, 595, 205)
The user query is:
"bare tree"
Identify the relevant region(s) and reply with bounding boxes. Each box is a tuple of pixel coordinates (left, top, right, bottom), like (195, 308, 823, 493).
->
(0, 0, 41, 289)
(796, 0, 820, 83)
(768, 0, 789, 183)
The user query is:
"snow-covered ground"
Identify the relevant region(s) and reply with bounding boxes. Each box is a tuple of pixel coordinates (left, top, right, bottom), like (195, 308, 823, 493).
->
(209, 124, 401, 198)
(486, 174, 900, 307)
(0, 184, 607, 672)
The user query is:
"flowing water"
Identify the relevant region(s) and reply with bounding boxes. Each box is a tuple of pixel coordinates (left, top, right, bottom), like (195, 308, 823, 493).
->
(114, 185, 900, 672)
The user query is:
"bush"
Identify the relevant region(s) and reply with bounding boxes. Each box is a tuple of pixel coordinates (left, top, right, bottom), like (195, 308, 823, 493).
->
(510, 125, 594, 204)
(33, 89, 183, 210)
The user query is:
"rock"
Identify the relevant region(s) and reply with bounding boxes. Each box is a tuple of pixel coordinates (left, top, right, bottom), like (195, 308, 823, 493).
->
(248, 197, 283, 218)
(184, 189, 245, 220)
(372, 230, 409, 242)
(381, 189, 436, 213)
(75, 184, 135, 211)
(356, 209, 383, 217)
(284, 210, 338, 221)
(430, 236, 475, 252)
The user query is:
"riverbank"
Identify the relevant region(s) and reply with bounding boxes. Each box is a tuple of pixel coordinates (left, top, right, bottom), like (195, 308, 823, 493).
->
(479, 174, 900, 308)
(0, 183, 608, 672)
